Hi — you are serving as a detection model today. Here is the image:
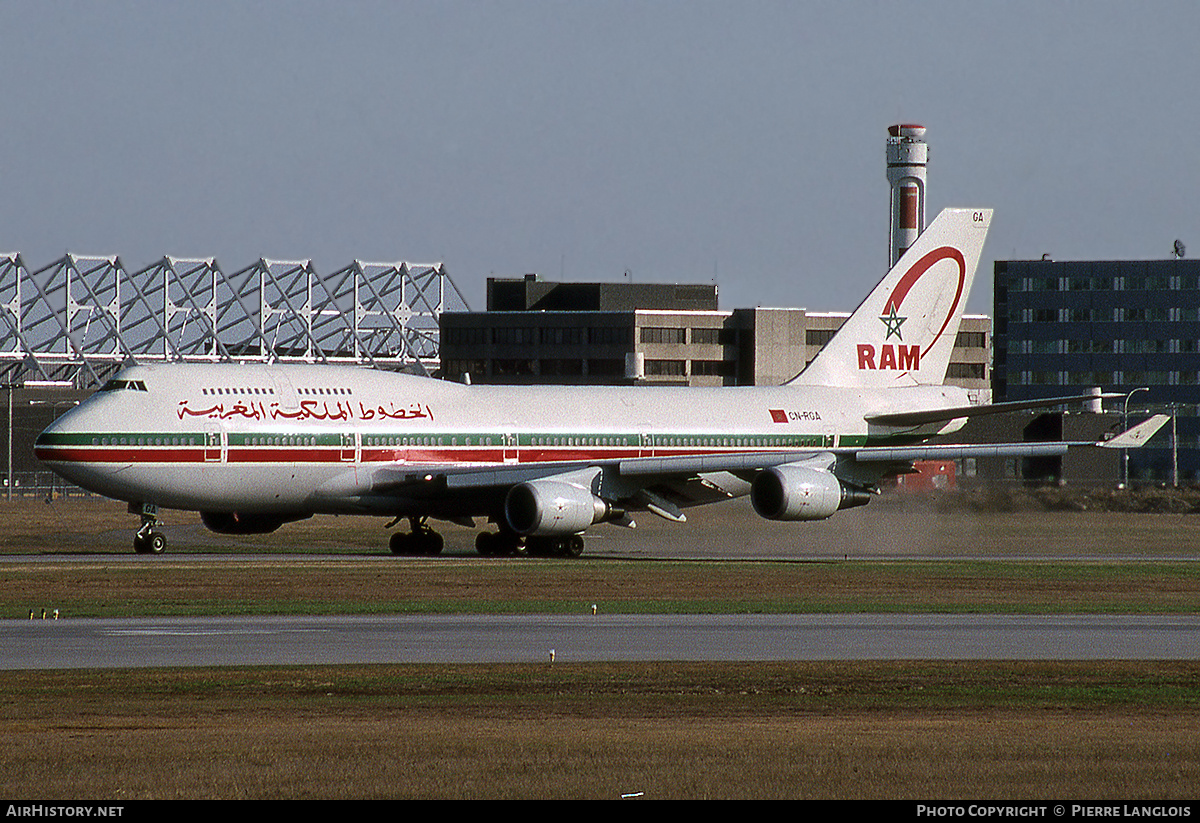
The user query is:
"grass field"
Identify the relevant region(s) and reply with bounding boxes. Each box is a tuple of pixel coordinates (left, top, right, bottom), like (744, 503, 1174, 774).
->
(5, 556, 1200, 618)
(2, 496, 1199, 799)
(3, 661, 1199, 799)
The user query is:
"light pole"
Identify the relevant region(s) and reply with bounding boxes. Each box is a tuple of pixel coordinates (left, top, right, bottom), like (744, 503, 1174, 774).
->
(1170, 403, 1179, 489)
(1122, 387, 1149, 488)
(3, 382, 15, 502)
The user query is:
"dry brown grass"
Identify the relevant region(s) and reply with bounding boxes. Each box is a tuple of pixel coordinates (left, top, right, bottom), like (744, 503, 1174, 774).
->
(10, 713, 1198, 799)
(2, 662, 1198, 799)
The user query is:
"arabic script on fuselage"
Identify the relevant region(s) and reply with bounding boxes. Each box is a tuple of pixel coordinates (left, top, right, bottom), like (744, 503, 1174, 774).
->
(176, 398, 434, 423)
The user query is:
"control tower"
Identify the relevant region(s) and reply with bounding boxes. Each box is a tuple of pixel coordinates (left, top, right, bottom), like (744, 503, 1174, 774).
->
(886, 124, 928, 266)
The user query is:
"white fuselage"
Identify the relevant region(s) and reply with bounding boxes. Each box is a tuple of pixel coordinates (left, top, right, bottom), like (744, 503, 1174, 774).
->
(36, 362, 969, 515)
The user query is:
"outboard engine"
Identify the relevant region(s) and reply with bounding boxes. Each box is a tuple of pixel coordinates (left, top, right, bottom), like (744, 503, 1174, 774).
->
(750, 465, 871, 521)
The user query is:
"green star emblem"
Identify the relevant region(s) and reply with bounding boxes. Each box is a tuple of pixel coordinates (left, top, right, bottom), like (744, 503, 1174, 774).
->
(879, 306, 906, 340)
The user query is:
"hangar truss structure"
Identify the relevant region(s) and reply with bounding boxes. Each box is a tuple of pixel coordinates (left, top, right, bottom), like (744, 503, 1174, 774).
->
(0, 253, 470, 388)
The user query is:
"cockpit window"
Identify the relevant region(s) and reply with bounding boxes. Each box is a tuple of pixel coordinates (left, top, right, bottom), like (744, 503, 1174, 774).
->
(99, 379, 148, 392)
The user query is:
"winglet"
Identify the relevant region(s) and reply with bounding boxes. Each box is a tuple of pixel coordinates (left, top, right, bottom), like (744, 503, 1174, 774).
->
(1099, 414, 1170, 449)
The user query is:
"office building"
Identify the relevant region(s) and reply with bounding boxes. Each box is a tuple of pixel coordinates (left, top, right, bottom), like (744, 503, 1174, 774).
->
(992, 258, 1198, 483)
(441, 274, 990, 390)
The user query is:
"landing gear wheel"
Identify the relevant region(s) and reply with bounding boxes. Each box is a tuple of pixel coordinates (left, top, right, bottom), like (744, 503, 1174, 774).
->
(134, 530, 166, 555)
(565, 534, 585, 558)
(131, 503, 166, 555)
(390, 519, 444, 556)
(419, 530, 444, 556)
(475, 530, 523, 557)
(526, 536, 564, 557)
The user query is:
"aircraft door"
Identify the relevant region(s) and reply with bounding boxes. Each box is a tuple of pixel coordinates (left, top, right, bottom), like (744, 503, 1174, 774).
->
(504, 433, 518, 464)
(204, 424, 223, 462)
(340, 432, 356, 462)
(272, 372, 297, 408)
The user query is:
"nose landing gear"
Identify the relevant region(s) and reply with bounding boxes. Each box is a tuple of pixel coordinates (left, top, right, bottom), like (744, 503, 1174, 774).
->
(130, 503, 167, 554)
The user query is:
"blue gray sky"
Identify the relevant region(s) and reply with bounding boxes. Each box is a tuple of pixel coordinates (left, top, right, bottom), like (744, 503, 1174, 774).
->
(1, 1, 1197, 316)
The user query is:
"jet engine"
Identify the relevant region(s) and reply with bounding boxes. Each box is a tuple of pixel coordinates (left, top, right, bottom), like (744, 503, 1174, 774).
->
(504, 479, 611, 537)
(750, 465, 871, 522)
(200, 511, 309, 535)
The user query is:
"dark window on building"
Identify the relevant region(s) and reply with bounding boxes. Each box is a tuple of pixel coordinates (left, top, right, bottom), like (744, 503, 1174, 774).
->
(540, 327, 585, 346)
(444, 359, 487, 378)
(955, 331, 987, 348)
(640, 327, 687, 345)
(493, 358, 534, 376)
(1126, 308, 1169, 322)
(588, 326, 632, 346)
(645, 359, 686, 376)
(444, 326, 487, 346)
(946, 363, 986, 380)
(540, 358, 584, 376)
(587, 358, 625, 376)
(492, 327, 535, 346)
(690, 359, 736, 376)
(806, 329, 838, 346)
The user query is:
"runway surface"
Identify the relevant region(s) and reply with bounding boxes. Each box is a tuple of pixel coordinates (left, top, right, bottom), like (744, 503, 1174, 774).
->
(5, 613, 1200, 669)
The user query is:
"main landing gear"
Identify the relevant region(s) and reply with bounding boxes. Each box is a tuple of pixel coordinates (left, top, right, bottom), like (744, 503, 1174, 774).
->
(130, 502, 167, 555)
(474, 530, 585, 558)
(385, 518, 588, 559)
(474, 529, 522, 557)
(389, 517, 444, 556)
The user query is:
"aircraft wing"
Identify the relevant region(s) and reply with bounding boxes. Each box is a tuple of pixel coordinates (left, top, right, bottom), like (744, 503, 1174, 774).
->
(864, 393, 1123, 427)
(359, 415, 1169, 520)
(854, 414, 1170, 462)
(370, 413, 1170, 491)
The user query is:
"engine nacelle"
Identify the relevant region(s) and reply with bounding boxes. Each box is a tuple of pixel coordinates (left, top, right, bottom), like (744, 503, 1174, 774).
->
(750, 465, 871, 522)
(200, 511, 308, 535)
(505, 480, 610, 536)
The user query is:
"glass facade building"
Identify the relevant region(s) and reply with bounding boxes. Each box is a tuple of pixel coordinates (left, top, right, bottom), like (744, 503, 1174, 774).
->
(993, 259, 1200, 483)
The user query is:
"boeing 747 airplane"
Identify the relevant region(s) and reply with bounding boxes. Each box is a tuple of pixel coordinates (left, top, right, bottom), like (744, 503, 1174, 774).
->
(35, 209, 1167, 555)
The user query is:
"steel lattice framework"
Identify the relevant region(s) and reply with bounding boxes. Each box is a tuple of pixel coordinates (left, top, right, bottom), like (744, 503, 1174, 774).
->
(0, 252, 469, 387)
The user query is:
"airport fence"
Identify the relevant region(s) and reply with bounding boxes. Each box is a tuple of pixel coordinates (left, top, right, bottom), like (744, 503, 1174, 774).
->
(1, 472, 97, 500)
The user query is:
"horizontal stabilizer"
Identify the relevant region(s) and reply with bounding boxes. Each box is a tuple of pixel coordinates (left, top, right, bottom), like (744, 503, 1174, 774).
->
(1099, 414, 1170, 449)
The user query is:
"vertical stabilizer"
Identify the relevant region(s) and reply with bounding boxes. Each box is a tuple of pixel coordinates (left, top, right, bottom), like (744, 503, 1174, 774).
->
(790, 208, 991, 387)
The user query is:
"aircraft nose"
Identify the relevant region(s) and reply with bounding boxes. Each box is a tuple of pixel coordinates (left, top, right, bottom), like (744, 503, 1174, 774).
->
(35, 406, 81, 456)
(33, 395, 100, 464)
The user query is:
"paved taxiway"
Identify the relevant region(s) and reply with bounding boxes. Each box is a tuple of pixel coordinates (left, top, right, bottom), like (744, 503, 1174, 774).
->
(5, 613, 1200, 669)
